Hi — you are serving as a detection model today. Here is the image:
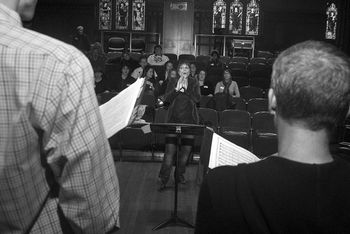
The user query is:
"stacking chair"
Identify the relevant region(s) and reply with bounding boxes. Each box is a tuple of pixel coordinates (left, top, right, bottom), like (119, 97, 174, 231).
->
(178, 54, 195, 63)
(252, 112, 278, 158)
(108, 37, 125, 52)
(131, 38, 145, 53)
(199, 95, 213, 108)
(199, 108, 219, 132)
(256, 51, 274, 59)
(219, 110, 251, 150)
(249, 57, 267, 64)
(129, 52, 142, 62)
(196, 55, 211, 66)
(164, 53, 178, 63)
(230, 56, 249, 64)
(233, 76, 250, 88)
(231, 97, 247, 111)
(239, 86, 264, 101)
(247, 98, 268, 114)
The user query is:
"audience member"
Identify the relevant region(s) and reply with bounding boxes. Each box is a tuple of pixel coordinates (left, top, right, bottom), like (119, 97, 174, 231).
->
(164, 60, 174, 80)
(158, 62, 201, 189)
(88, 42, 107, 74)
(208, 50, 223, 68)
(131, 56, 148, 79)
(195, 40, 350, 233)
(190, 62, 198, 80)
(198, 70, 214, 96)
(147, 45, 169, 66)
(94, 71, 109, 94)
(119, 65, 135, 91)
(72, 25, 91, 54)
(0, 1, 120, 233)
(158, 68, 177, 97)
(214, 69, 240, 97)
(120, 50, 138, 70)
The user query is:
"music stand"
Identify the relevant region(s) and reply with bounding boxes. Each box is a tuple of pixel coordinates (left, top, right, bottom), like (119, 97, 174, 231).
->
(149, 123, 205, 230)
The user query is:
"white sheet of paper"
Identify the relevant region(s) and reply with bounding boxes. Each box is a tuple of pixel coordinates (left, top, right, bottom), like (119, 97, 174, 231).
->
(208, 133, 259, 169)
(99, 78, 145, 138)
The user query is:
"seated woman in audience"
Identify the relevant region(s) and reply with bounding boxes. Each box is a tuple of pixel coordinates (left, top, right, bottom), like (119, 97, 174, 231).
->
(141, 65, 157, 94)
(131, 56, 148, 79)
(198, 70, 214, 96)
(147, 45, 169, 66)
(120, 50, 138, 70)
(119, 65, 135, 91)
(195, 41, 350, 234)
(94, 71, 109, 94)
(208, 50, 223, 68)
(88, 42, 107, 74)
(214, 69, 240, 97)
(164, 61, 174, 80)
(190, 62, 198, 80)
(158, 62, 201, 189)
(158, 68, 177, 97)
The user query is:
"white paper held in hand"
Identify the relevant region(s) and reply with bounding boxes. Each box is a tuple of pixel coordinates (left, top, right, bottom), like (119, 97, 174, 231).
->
(208, 133, 259, 169)
(99, 78, 145, 138)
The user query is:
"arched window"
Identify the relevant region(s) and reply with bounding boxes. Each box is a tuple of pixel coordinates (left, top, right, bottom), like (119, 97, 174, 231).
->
(212, 0, 227, 33)
(132, 0, 146, 31)
(99, 0, 112, 30)
(116, 0, 129, 30)
(325, 3, 338, 40)
(229, 0, 243, 34)
(245, 0, 260, 35)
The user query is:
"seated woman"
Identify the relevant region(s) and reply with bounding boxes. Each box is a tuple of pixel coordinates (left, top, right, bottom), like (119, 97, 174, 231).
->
(88, 42, 107, 73)
(119, 64, 135, 91)
(158, 62, 201, 189)
(198, 70, 214, 96)
(141, 65, 157, 95)
(158, 68, 177, 98)
(157, 61, 174, 97)
(190, 62, 198, 80)
(214, 69, 240, 98)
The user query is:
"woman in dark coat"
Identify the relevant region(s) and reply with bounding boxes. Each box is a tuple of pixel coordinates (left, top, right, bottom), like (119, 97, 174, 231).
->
(158, 62, 201, 189)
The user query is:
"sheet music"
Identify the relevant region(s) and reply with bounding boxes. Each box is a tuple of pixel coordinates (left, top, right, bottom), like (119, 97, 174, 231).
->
(208, 133, 259, 169)
(99, 78, 145, 138)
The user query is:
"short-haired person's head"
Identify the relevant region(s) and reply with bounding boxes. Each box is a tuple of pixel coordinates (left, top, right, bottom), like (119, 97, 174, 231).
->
(154, 45, 162, 55)
(223, 69, 232, 82)
(270, 40, 350, 132)
(139, 56, 148, 67)
(198, 70, 206, 81)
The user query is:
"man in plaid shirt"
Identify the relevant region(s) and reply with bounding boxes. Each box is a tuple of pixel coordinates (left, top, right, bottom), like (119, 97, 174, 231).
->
(0, 0, 120, 233)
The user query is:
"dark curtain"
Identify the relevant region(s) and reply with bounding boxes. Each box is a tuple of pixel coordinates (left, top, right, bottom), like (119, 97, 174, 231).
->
(336, 0, 350, 55)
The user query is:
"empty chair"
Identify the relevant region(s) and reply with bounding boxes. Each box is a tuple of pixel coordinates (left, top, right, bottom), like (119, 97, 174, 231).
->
(250, 76, 271, 90)
(178, 54, 195, 63)
(129, 52, 142, 61)
(199, 108, 219, 131)
(252, 111, 278, 158)
(106, 51, 123, 60)
(228, 61, 247, 71)
(247, 98, 268, 114)
(164, 53, 178, 62)
(196, 55, 211, 65)
(232, 75, 249, 88)
(250, 57, 267, 64)
(240, 86, 264, 101)
(131, 38, 145, 53)
(219, 110, 251, 149)
(199, 95, 213, 108)
(207, 66, 223, 76)
(231, 97, 247, 111)
(230, 56, 249, 64)
(108, 37, 125, 52)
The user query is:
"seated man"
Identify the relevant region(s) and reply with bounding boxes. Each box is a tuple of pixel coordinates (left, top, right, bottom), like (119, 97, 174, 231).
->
(195, 41, 350, 233)
(147, 45, 169, 66)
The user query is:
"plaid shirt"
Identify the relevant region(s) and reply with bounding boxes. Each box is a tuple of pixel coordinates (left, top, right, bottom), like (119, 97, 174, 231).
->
(0, 4, 120, 233)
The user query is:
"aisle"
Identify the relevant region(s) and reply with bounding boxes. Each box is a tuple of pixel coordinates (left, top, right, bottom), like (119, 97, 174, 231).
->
(115, 162, 200, 234)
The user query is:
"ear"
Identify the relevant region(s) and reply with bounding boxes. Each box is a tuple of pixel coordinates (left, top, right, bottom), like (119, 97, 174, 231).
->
(268, 88, 277, 115)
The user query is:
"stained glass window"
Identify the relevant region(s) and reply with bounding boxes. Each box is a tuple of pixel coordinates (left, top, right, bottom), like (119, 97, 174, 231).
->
(116, 0, 129, 30)
(245, 0, 259, 35)
(325, 3, 337, 40)
(212, 0, 227, 33)
(132, 0, 146, 31)
(229, 0, 243, 34)
(99, 0, 112, 30)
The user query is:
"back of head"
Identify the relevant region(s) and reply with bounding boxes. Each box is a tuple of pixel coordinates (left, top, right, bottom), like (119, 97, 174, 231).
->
(271, 40, 350, 132)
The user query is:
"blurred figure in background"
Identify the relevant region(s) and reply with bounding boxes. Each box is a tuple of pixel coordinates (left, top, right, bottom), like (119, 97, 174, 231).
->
(198, 70, 214, 96)
(72, 25, 91, 54)
(147, 45, 169, 66)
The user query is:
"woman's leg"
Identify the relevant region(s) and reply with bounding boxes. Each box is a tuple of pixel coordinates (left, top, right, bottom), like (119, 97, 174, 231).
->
(177, 135, 194, 183)
(158, 135, 177, 186)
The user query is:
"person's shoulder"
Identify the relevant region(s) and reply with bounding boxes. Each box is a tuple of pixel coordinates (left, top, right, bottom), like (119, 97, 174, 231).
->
(7, 26, 88, 66)
(207, 165, 239, 184)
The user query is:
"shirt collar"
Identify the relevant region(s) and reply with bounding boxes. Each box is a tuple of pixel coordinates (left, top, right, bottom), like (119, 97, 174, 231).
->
(0, 3, 22, 27)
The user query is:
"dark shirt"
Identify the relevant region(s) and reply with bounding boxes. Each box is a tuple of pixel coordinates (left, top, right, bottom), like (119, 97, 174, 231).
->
(119, 75, 135, 91)
(72, 34, 91, 53)
(195, 156, 350, 234)
(199, 81, 214, 96)
(164, 76, 201, 124)
(95, 78, 109, 94)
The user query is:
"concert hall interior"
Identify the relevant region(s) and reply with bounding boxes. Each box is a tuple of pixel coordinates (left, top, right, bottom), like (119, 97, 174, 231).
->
(1, 0, 350, 233)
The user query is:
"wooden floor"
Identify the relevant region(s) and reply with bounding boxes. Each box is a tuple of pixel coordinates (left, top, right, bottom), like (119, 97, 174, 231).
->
(115, 162, 200, 234)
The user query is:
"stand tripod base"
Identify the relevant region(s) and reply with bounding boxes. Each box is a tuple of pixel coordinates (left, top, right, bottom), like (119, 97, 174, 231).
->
(152, 213, 194, 230)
